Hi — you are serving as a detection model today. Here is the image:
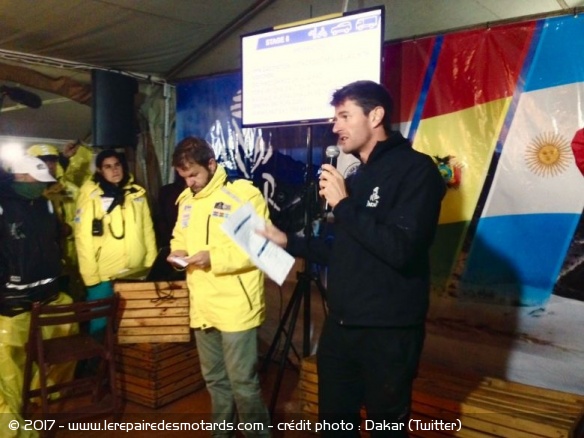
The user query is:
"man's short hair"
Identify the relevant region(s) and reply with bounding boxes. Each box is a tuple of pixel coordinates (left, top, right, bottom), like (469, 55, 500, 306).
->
(172, 137, 215, 170)
(330, 80, 393, 134)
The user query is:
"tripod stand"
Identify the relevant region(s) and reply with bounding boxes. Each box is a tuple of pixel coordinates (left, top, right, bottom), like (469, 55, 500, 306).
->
(261, 262, 327, 415)
(261, 125, 328, 416)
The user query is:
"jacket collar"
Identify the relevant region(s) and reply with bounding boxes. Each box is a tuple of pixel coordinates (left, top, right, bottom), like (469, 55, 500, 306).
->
(177, 165, 227, 202)
(85, 176, 145, 199)
(366, 131, 411, 165)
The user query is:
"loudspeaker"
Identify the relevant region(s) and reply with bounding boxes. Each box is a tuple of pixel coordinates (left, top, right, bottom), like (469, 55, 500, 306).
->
(92, 70, 138, 148)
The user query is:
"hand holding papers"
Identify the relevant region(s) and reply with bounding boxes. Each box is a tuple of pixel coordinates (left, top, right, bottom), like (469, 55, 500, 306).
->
(168, 256, 189, 268)
(221, 203, 295, 286)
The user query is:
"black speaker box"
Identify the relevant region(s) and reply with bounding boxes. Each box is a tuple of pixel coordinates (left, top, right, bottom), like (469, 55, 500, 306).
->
(92, 70, 138, 148)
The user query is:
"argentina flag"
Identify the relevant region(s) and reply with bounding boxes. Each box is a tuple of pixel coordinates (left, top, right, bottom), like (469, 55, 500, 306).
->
(460, 15, 584, 306)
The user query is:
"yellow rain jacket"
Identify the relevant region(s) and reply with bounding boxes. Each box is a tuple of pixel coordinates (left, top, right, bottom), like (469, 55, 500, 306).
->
(45, 179, 86, 301)
(0, 292, 76, 438)
(44, 179, 79, 268)
(74, 177, 157, 286)
(171, 165, 269, 332)
(61, 144, 94, 188)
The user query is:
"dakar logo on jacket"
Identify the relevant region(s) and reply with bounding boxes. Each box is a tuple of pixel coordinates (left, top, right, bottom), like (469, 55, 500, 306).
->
(212, 201, 232, 218)
(366, 187, 380, 208)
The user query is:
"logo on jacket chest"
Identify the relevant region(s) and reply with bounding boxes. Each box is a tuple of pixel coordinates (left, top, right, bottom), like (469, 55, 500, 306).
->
(180, 201, 233, 228)
(366, 187, 380, 208)
(181, 205, 192, 228)
(212, 201, 232, 218)
(8, 222, 26, 239)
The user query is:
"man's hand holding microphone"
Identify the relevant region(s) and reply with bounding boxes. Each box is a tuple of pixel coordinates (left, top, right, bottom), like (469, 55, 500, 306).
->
(320, 145, 347, 211)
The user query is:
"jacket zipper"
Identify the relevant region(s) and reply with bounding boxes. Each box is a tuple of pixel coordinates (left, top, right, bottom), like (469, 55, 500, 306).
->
(238, 276, 253, 310)
(204, 203, 251, 310)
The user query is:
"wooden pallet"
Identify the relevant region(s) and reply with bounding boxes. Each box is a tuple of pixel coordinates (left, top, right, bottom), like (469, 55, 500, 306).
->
(298, 355, 584, 437)
(115, 342, 205, 408)
(114, 280, 191, 343)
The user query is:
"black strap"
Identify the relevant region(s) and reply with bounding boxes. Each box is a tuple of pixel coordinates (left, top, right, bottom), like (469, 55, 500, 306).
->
(93, 192, 122, 221)
(105, 192, 124, 215)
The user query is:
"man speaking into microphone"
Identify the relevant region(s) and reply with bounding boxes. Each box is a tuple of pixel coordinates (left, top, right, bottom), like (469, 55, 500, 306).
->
(258, 80, 446, 437)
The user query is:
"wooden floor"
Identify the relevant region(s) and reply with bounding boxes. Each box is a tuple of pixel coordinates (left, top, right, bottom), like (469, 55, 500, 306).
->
(55, 358, 312, 437)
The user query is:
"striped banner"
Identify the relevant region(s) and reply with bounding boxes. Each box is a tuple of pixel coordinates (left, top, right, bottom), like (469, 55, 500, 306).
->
(460, 15, 584, 306)
(412, 23, 536, 293)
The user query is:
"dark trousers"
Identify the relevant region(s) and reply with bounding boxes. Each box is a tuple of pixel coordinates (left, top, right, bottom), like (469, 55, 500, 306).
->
(316, 318, 425, 437)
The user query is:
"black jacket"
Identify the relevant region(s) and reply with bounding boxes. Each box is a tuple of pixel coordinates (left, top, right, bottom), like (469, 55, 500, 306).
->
(288, 132, 446, 327)
(0, 183, 62, 315)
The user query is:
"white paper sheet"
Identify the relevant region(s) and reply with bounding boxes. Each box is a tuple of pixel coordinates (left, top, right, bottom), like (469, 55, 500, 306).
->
(221, 202, 295, 286)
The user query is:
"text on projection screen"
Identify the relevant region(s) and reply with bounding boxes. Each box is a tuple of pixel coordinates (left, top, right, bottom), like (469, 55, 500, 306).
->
(242, 9, 382, 126)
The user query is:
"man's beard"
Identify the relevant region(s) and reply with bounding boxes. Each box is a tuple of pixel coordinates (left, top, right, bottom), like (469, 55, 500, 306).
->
(190, 170, 214, 194)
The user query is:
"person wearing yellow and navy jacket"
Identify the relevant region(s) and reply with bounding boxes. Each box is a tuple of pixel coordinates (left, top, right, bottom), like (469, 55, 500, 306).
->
(74, 149, 156, 333)
(168, 137, 271, 437)
(27, 144, 84, 301)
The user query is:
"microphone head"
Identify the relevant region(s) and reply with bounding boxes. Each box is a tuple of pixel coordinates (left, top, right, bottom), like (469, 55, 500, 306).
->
(325, 145, 340, 158)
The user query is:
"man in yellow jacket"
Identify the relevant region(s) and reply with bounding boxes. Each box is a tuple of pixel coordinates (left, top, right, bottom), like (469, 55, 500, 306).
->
(75, 149, 157, 333)
(168, 137, 270, 437)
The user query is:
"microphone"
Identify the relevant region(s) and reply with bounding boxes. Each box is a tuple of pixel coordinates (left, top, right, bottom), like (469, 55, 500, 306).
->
(325, 145, 340, 166)
(0, 85, 42, 109)
(323, 145, 340, 211)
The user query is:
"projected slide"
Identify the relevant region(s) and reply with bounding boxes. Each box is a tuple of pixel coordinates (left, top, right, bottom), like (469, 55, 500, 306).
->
(241, 7, 384, 127)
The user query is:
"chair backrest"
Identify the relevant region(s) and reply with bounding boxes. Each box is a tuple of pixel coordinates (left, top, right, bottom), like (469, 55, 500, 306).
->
(23, 293, 121, 419)
(30, 294, 119, 330)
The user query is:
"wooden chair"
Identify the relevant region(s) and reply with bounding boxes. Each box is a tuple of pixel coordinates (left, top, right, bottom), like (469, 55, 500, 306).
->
(21, 294, 121, 424)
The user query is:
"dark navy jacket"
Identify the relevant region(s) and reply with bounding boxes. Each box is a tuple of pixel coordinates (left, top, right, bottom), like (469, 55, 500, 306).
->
(288, 132, 446, 327)
(0, 183, 62, 315)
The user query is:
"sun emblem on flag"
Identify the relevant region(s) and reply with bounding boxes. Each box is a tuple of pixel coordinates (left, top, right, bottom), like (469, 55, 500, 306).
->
(525, 132, 571, 177)
(434, 155, 462, 188)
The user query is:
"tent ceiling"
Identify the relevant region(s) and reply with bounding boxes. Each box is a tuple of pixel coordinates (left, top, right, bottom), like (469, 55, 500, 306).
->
(1, 0, 583, 140)
(2, 0, 582, 80)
